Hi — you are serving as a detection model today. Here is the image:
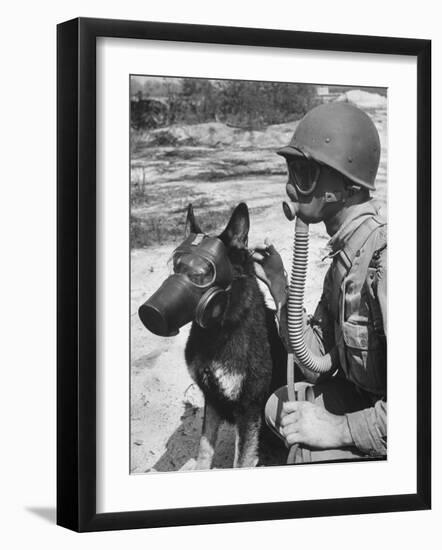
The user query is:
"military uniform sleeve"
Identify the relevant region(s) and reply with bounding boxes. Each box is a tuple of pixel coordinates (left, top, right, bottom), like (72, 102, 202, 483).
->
(346, 399, 387, 456)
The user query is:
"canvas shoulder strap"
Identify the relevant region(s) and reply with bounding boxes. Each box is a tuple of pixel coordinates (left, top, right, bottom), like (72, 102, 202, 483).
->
(327, 216, 386, 320)
(336, 216, 385, 276)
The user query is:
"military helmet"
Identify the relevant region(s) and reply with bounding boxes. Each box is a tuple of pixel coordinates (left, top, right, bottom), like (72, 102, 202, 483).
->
(277, 102, 381, 190)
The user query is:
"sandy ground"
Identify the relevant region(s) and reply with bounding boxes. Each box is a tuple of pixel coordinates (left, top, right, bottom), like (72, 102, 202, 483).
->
(130, 100, 387, 474)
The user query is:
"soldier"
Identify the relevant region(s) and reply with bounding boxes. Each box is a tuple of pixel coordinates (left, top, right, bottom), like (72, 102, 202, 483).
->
(254, 102, 387, 461)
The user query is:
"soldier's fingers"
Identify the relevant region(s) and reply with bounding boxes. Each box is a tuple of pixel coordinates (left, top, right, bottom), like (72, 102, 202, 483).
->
(281, 423, 297, 437)
(253, 244, 271, 254)
(282, 401, 301, 414)
(286, 432, 302, 445)
(263, 238, 277, 252)
(251, 251, 265, 263)
(280, 411, 299, 427)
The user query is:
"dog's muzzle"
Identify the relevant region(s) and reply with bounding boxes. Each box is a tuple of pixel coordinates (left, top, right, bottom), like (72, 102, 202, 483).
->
(138, 234, 233, 336)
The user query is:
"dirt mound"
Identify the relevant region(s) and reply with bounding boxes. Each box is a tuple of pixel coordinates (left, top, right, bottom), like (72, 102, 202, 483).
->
(140, 121, 297, 149)
(336, 89, 387, 109)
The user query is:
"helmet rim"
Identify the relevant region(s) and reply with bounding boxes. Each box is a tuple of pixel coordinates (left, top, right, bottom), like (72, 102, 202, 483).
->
(277, 102, 380, 191)
(277, 144, 376, 191)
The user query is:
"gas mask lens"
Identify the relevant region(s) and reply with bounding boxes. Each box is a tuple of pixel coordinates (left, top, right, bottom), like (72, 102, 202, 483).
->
(173, 253, 215, 287)
(288, 158, 321, 195)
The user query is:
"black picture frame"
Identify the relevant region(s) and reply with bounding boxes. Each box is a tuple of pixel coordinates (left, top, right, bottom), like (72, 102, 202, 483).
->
(57, 17, 431, 532)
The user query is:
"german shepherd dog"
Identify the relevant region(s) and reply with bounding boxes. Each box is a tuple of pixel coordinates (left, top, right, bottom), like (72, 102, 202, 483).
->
(184, 202, 285, 469)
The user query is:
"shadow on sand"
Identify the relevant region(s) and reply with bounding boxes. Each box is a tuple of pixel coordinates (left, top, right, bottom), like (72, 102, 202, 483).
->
(152, 402, 286, 472)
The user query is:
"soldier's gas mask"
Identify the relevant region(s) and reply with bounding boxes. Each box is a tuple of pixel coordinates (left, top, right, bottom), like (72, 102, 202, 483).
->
(138, 233, 234, 336)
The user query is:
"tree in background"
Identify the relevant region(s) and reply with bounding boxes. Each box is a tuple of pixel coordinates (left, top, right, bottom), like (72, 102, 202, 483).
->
(216, 81, 318, 128)
(130, 77, 319, 130)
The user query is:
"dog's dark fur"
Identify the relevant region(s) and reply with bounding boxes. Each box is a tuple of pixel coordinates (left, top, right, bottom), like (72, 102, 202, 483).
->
(184, 203, 286, 469)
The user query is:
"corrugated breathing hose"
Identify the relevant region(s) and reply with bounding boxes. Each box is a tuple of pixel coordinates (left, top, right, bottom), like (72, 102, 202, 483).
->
(285, 215, 337, 464)
(287, 217, 336, 374)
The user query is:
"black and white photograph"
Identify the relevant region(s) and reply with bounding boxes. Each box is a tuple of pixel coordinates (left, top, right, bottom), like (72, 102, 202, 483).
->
(0, 0, 435, 542)
(130, 76, 388, 473)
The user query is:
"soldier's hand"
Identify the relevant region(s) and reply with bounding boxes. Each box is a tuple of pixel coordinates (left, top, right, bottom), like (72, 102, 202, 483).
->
(252, 239, 287, 302)
(280, 401, 353, 449)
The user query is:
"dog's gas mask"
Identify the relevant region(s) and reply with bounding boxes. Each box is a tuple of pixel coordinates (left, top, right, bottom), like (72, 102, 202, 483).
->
(138, 233, 234, 336)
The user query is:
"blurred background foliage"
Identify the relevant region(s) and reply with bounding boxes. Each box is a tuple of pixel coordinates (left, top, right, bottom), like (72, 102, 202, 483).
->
(130, 77, 320, 130)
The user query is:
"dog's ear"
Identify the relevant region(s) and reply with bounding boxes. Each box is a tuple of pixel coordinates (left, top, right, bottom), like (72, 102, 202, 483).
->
(185, 203, 203, 235)
(220, 203, 249, 247)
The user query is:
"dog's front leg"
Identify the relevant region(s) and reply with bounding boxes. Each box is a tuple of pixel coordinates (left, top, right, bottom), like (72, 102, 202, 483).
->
(234, 411, 261, 468)
(195, 402, 222, 470)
